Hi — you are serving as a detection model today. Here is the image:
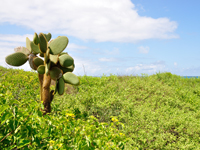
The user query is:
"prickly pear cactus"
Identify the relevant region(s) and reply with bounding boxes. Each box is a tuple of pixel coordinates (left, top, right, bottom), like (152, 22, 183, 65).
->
(5, 32, 80, 115)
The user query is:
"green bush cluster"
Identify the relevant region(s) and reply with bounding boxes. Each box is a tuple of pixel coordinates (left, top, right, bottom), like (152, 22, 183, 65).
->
(0, 67, 128, 149)
(1, 66, 200, 149)
(59, 73, 200, 149)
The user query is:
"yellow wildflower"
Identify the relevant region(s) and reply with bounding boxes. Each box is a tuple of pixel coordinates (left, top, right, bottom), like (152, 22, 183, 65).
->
(66, 113, 75, 118)
(111, 117, 119, 122)
(57, 143, 63, 148)
(49, 140, 55, 146)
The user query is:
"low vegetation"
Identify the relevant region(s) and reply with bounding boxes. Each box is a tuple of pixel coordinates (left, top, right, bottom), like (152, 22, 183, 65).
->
(1, 66, 200, 149)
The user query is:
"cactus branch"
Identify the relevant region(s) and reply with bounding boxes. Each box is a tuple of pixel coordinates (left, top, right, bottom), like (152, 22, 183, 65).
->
(5, 32, 79, 116)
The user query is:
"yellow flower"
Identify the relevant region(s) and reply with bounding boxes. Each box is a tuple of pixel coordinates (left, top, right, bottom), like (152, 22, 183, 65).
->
(111, 117, 118, 122)
(49, 140, 55, 146)
(66, 113, 75, 118)
(119, 133, 125, 136)
(57, 143, 63, 148)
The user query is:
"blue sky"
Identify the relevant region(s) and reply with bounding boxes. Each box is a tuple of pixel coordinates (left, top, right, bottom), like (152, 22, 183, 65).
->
(0, 0, 200, 76)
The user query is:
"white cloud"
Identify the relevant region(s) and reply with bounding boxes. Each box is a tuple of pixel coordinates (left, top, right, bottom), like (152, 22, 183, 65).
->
(73, 57, 102, 76)
(138, 46, 149, 54)
(0, 34, 32, 70)
(126, 61, 166, 75)
(0, 0, 178, 42)
(174, 62, 177, 66)
(67, 43, 87, 50)
(0, 34, 33, 42)
(99, 58, 116, 62)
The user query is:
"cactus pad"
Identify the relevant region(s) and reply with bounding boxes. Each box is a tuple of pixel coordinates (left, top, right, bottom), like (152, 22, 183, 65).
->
(44, 33, 52, 42)
(38, 33, 47, 53)
(58, 77, 65, 95)
(49, 36, 69, 55)
(60, 65, 74, 73)
(29, 54, 37, 70)
(14, 46, 31, 56)
(26, 37, 31, 51)
(50, 54, 59, 64)
(63, 72, 79, 85)
(33, 32, 40, 45)
(59, 54, 74, 67)
(33, 57, 44, 67)
(50, 67, 63, 80)
(60, 52, 68, 56)
(30, 41, 41, 54)
(37, 65, 45, 74)
(5, 52, 29, 66)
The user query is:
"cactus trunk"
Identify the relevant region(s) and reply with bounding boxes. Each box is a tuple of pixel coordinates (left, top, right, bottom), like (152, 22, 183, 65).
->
(38, 73, 53, 115)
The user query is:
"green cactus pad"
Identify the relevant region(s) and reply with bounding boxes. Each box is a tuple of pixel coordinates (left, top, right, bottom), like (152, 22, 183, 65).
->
(14, 46, 31, 56)
(26, 37, 31, 51)
(59, 54, 74, 67)
(30, 41, 41, 54)
(44, 33, 52, 42)
(54, 79, 58, 94)
(33, 32, 40, 45)
(60, 65, 74, 73)
(29, 54, 37, 70)
(60, 52, 68, 56)
(38, 33, 47, 53)
(50, 54, 59, 64)
(5, 52, 29, 66)
(63, 72, 79, 85)
(49, 36, 69, 55)
(37, 65, 45, 74)
(33, 57, 44, 67)
(58, 77, 65, 95)
(50, 67, 63, 80)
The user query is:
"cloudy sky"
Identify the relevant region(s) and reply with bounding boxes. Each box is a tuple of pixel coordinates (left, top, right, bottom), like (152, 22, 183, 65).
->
(0, 0, 200, 76)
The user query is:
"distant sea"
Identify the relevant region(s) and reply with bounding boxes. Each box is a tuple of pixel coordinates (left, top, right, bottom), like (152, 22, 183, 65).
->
(182, 76, 199, 78)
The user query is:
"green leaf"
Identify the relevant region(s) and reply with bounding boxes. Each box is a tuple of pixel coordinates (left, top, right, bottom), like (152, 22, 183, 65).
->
(33, 57, 44, 67)
(26, 37, 31, 51)
(44, 33, 52, 42)
(59, 54, 74, 68)
(33, 32, 40, 45)
(63, 72, 80, 85)
(38, 33, 48, 53)
(30, 41, 41, 54)
(49, 67, 62, 80)
(50, 54, 59, 64)
(49, 36, 69, 55)
(0, 104, 9, 116)
(37, 65, 45, 74)
(18, 139, 30, 148)
(58, 77, 65, 95)
(5, 52, 28, 66)
(1, 111, 12, 125)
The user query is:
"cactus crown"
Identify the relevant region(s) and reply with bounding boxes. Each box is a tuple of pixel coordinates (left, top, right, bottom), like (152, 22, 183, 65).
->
(5, 32, 79, 95)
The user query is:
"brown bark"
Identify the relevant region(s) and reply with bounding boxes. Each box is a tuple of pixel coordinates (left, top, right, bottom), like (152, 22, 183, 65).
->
(38, 73, 54, 115)
(42, 74, 51, 115)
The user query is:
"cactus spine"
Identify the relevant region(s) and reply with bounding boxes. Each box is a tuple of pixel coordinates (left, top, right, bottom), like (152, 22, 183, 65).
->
(5, 32, 79, 115)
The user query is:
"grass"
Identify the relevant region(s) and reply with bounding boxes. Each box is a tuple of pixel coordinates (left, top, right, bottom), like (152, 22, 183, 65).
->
(1, 66, 200, 149)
